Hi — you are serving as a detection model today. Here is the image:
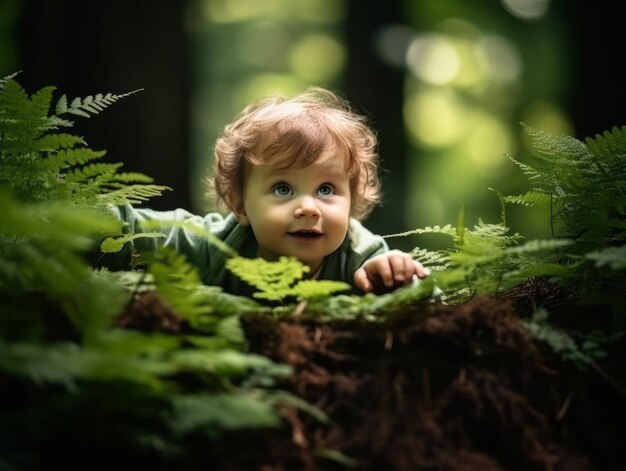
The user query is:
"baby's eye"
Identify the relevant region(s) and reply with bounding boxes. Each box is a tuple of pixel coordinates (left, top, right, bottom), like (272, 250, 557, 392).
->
(317, 184, 334, 197)
(272, 183, 293, 197)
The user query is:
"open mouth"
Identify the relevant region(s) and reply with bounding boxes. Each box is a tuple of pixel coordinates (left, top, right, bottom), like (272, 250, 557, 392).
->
(288, 230, 323, 238)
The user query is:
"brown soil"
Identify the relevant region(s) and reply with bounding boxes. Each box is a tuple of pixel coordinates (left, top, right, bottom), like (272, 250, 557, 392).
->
(118, 289, 626, 470)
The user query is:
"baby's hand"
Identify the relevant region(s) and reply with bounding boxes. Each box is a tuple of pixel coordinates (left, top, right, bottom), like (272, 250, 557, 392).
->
(354, 250, 429, 294)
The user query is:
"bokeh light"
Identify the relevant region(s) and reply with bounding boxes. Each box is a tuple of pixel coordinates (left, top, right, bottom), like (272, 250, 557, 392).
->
(500, 0, 551, 20)
(289, 34, 345, 83)
(406, 34, 461, 85)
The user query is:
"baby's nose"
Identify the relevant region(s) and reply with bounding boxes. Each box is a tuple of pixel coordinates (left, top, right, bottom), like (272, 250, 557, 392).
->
(294, 196, 320, 218)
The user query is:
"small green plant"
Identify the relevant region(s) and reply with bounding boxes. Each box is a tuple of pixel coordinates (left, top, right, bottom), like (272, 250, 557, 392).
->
(0, 74, 314, 468)
(225, 256, 350, 302)
(385, 201, 570, 304)
(387, 123, 626, 366)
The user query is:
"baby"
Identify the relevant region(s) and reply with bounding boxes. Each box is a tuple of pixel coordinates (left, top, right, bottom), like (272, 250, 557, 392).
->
(110, 88, 427, 295)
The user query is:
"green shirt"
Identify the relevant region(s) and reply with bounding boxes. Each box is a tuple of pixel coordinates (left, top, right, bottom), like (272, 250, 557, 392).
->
(109, 205, 389, 296)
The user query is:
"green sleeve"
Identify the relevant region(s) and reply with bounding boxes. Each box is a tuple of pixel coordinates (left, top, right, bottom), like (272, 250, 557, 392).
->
(100, 204, 250, 285)
(345, 218, 390, 278)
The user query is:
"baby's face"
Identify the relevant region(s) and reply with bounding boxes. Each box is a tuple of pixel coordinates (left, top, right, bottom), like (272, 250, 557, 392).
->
(235, 153, 351, 274)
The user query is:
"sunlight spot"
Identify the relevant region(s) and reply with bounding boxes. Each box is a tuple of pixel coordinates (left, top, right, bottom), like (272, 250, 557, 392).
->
(202, 0, 268, 23)
(404, 90, 469, 148)
(475, 34, 522, 83)
(233, 74, 305, 109)
(237, 22, 292, 68)
(201, 0, 345, 23)
(500, 0, 550, 20)
(289, 34, 346, 82)
(406, 34, 461, 84)
(466, 116, 514, 176)
(522, 101, 573, 136)
(295, 0, 346, 23)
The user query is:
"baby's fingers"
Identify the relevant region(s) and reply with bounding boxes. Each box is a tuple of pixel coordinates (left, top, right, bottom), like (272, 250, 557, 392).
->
(354, 267, 374, 293)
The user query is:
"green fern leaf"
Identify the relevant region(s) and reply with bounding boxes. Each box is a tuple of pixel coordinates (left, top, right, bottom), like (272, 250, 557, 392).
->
(97, 183, 171, 206)
(55, 89, 143, 119)
(504, 191, 551, 208)
(383, 224, 455, 239)
(290, 279, 350, 301)
(586, 246, 626, 270)
(410, 247, 449, 270)
(225, 256, 309, 301)
(522, 122, 589, 162)
(505, 239, 572, 256)
(35, 133, 85, 151)
(505, 263, 575, 282)
(45, 148, 106, 170)
(586, 125, 626, 160)
(100, 232, 165, 254)
(64, 162, 123, 183)
(0, 71, 21, 87)
(30, 86, 55, 123)
(55, 93, 68, 115)
(171, 392, 282, 434)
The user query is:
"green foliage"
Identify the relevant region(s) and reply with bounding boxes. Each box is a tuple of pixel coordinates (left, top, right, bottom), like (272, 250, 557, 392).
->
(388, 123, 626, 366)
(390, 124, 625, 306)
(509, 123, 626, 253)
(225, 255, 350, 301)
(522, 308, 623, 369)
(386, 205, 569, 303)
(0, 74, 169, 208)
(3, 71, 624, 465)
(0, 74, 302, 468)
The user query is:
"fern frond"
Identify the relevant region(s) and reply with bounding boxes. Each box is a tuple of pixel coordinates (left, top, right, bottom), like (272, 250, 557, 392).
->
(30, 86, 55, 126)
(0, 79, 49, 149)
(586, 246, 626, 270)
(410, 247, 450, 271)
(522, 122, 589, 162)
(290, 279, 350, 301)
(585, 125, 626, 160)
(505, 263, 576, 283)
(504, 238, 572, 256)
(504, 191, 551, 208)
(97, 183, 171, 206)
(100, 232, 165, 254)
(55, 89, 143, 118)
(225, 256, 309, 301)
(35, 133, 85, 151)
(0, 71, 21, 86)
(448, 243, 504, 268)
(383, 224, 455, 239)
(107, 172, 155, 184)
(45, 147, 106, 171)
(63, 162, 123, 183)
(170, 391, 282, 434)
(146, 247, 212, 319)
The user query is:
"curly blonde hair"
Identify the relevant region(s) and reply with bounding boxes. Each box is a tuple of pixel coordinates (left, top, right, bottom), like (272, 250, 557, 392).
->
(208, 87, 381, 221)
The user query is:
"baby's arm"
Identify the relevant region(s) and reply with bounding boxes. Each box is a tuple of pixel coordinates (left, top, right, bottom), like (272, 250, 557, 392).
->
(353, 250, 429, 293)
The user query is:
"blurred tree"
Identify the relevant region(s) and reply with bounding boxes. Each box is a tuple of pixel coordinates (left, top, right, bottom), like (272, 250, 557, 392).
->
(16, 0, 191, 210)
(345, 0, 411, 249)
(570, 2, 625, 137)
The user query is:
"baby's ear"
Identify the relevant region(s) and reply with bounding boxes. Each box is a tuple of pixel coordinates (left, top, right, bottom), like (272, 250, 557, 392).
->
(226, 193, 250, 225)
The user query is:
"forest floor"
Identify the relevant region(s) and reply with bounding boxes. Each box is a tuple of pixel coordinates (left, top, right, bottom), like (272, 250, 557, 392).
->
(204, 292, 626, 470)
(116, 280, 626, 470)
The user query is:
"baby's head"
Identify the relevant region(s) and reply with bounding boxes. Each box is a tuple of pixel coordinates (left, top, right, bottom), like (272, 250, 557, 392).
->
(210, 88, 381, 221)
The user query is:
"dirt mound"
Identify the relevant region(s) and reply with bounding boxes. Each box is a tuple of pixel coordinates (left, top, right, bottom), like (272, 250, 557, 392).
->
(231, 296, 623, 470)
(114, 291, 626, 470)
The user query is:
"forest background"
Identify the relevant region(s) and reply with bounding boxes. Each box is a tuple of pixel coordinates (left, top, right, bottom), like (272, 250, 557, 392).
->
(1, 0, 624, 249)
